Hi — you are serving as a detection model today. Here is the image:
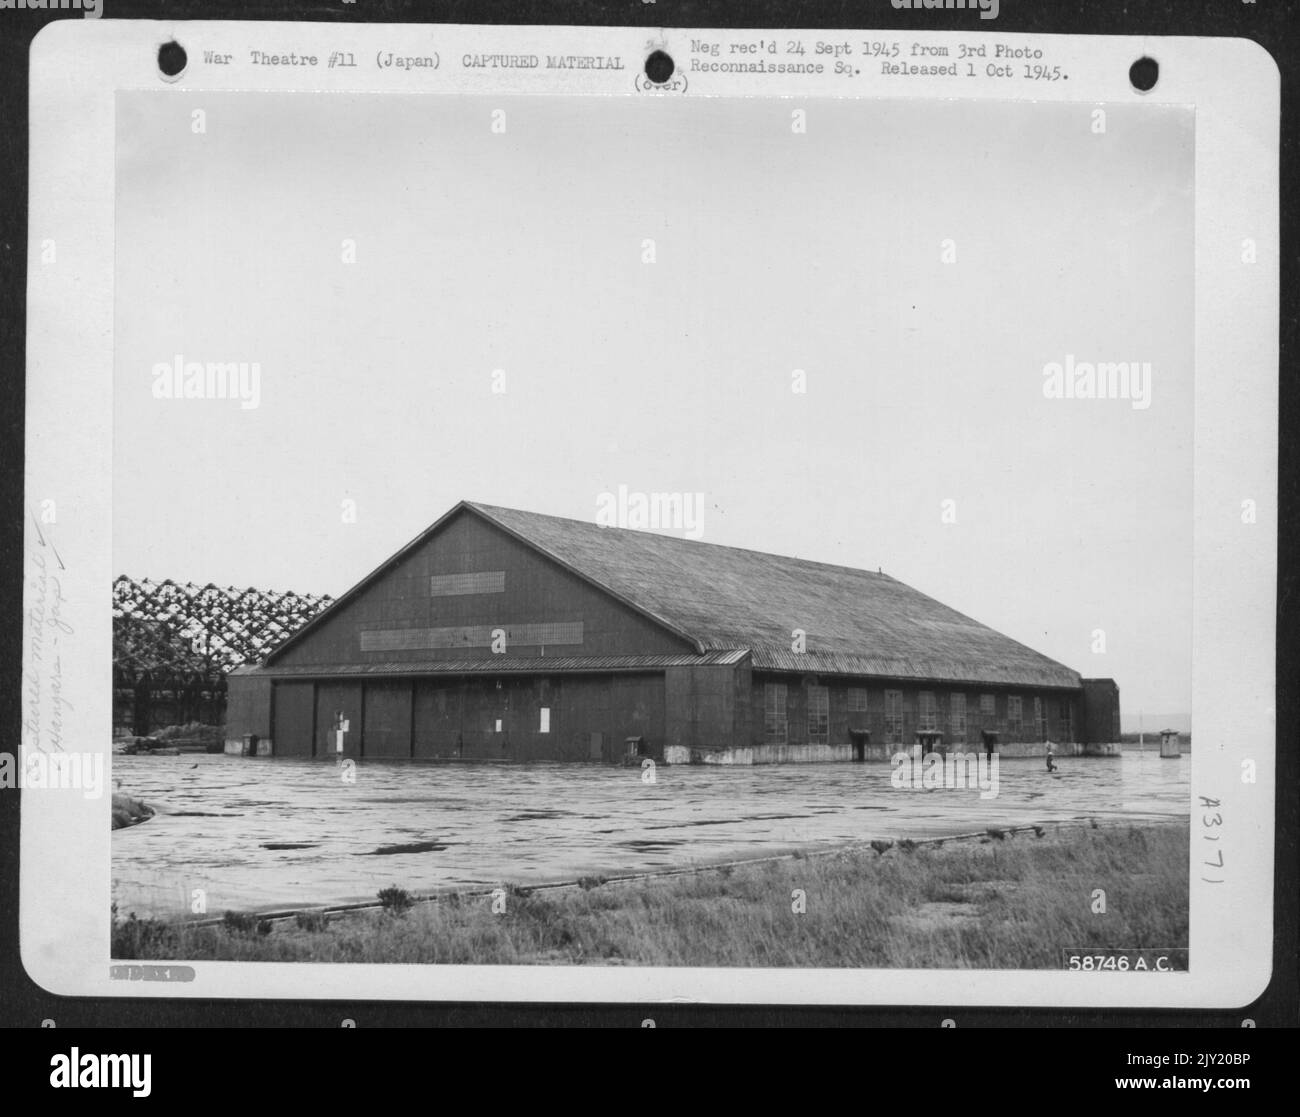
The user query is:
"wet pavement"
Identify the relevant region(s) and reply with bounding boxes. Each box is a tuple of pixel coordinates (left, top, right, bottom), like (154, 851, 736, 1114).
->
(111, 752, 1190, 918)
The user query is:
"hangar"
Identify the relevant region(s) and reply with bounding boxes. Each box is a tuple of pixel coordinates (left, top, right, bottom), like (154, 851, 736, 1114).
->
(225, 500, 1121, 764)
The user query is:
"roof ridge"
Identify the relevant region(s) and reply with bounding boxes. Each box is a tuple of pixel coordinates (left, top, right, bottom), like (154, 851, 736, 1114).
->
(465, 500, 895, 581)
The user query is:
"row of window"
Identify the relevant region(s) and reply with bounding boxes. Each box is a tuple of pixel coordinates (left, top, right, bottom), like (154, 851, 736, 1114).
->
(360, 621, 585, 652)
(764, 684, 1073, 744)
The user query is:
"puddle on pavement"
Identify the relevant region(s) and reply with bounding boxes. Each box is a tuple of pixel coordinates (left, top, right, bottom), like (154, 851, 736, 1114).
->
(170, 811, 243, 818)
(365, 841, 450, 855)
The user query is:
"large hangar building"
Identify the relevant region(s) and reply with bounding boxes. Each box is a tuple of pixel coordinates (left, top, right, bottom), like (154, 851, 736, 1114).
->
(226, 501, 1121, 763)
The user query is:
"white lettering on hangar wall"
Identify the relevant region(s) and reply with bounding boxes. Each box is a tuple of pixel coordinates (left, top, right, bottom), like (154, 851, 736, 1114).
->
(360, 622, 583, 652)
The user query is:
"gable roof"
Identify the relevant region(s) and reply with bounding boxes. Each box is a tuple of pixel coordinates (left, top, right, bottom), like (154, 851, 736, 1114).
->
(469, 503, 1079, 689)
(266, 500, 1081, 689)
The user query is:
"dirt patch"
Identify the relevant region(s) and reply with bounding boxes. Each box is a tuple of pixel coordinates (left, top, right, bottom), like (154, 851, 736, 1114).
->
(890, 901, 982, 933)
(954, 880, 1020, 903)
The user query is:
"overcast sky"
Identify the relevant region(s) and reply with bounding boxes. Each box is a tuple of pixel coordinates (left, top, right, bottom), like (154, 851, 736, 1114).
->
(115, 92, 1194, 725)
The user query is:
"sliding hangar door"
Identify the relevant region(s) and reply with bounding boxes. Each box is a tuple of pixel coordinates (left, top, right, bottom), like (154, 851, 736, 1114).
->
(271, 674, 665, 761)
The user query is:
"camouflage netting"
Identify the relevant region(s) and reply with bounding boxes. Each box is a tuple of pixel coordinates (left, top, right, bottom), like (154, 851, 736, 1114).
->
(113, 576, 332, 734)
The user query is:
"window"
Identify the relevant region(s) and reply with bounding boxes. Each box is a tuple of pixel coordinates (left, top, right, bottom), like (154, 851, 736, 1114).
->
(885, 690, 904, 744)
(848, 687, 869, 712)
(764, 683, 788, 744)
(494, 719, 503, 733)
(980, 694, 996, 716)
(918, 691, 937, 732)
(950, 693, 966, 739)
(539, 707, 550, 734)
(1059, 699, 1072, 742)
(429, 570, 505, 597)
(360, 621, 583, 652)
(1034, 696, 1047, 740)
(1007, 696, 1022, 736)
(807, 685, 829, 745)
(1111, 707, 1120, 740)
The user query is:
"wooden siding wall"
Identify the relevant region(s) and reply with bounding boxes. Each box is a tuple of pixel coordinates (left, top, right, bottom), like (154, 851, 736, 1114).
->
(554, 675, 665, 762)
(734, 662, 755, 748)
(664, 664, 741, 752)
(272, 512, 694, 668)
(274, 682, 314, 757)
(226, 672, 273, 740)
(271, 673, 666, 761)
(749, 675, 1080, 749)
(263, 672, 1091, 760)
(315, 682, 363, 758)
(363, 682, 412, 758)
(1080, 678, 1122, 744)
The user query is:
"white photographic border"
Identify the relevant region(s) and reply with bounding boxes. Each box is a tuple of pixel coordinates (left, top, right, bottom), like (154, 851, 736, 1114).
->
(21, 20, 1279, 1007)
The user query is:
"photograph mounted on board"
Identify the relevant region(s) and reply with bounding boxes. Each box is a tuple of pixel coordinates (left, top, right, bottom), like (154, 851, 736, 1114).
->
(107, 87, 1193, 969)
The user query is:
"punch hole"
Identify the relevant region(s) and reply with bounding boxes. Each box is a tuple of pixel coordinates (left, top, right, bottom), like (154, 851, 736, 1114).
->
(158, 41, 188, 81)
(645, 50, 675, 84)
(1129, 56, 1158, 93)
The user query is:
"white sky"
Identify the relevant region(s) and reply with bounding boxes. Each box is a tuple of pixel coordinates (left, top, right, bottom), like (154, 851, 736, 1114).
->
(114, 92, 1194, 724)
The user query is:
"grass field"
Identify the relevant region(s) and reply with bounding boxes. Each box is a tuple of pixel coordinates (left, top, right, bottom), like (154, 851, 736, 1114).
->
(112, 820, 1188, 968)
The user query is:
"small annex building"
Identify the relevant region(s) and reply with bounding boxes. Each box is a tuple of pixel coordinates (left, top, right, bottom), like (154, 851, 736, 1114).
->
(226, 501, 1121, 764)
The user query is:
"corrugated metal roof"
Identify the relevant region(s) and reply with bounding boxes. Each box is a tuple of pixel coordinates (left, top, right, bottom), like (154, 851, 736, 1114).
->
(255, 650, 750, 679)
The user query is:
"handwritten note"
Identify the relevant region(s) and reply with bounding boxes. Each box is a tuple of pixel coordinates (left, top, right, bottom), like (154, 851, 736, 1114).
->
(24, 524, 74, 757)
(1199, 795, 1224, 885)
